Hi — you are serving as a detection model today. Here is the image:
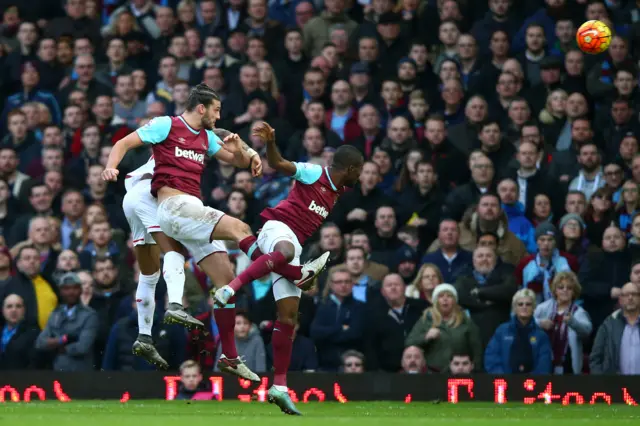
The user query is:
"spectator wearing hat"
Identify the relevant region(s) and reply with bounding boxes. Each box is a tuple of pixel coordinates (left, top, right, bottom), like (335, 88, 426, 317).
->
(302, 0, 357, 57)
(484, 288, 552, 374)
(0, 293, 39, 369)
(455, 246, 518, 347)
(556, 213, 590, 266)
(394, 242, 420, 284)
(1, 62, 61, 134)
(516, 222, 579, 305)
(405, 283, 483, 373)
(365, 274, 427, 372)
(325, 80, 361, 144)
(35, 272, 98, 371)
(580, 226, 632, 335)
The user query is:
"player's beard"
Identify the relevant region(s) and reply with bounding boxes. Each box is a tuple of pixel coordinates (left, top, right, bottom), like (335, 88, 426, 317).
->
(201, 115, 215, 130)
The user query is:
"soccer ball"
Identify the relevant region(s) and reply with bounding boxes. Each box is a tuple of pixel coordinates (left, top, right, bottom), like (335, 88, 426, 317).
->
(576, 20, 612, 55)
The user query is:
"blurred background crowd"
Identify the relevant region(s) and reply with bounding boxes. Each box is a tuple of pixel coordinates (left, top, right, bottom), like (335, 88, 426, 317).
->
(0, 0, 640, 382)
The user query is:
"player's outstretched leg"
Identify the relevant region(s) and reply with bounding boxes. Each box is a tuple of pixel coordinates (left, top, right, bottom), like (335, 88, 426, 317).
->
(199, 253, 260, 383)
(267, 295, 301, 416)
(131, 245, 168, 369)
(162, 250, 205, 330)
(239, 235, 330, 288)
(213, 236, 329, 307)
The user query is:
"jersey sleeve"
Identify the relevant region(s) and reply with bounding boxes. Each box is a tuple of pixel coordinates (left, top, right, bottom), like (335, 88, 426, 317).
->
(292, 162, 323, 184)
(136, 116, 172, 144)
(205, 129, 222, 157)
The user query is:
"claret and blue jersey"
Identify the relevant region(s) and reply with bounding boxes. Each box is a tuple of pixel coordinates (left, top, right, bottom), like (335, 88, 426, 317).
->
(135, 115, 222, 199)
(260, 161, 346, 245)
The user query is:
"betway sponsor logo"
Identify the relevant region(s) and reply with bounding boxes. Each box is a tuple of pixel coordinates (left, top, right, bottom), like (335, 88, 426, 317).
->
(175, 147, 205, 164)
(308, 200, 328, 218)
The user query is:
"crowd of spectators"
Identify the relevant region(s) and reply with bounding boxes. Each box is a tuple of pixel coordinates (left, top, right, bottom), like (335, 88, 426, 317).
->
(1, 0, 640, 377)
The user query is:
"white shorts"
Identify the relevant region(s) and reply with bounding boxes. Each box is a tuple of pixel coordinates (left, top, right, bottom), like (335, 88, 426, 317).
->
(156, 194, 227, 263)
(256, 220, 302, 301)
(123, 179, 160, 247)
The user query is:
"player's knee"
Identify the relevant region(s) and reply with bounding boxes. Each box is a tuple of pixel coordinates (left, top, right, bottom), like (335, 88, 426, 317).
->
(273, 241, 295, 262)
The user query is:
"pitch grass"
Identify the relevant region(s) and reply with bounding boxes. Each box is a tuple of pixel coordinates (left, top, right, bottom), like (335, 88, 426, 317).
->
(1, 401, 639, 426)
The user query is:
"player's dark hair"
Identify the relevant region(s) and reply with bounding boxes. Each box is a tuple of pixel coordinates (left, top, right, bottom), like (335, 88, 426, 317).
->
(332, 144, 364, 170)
(186, 83, 220, 112)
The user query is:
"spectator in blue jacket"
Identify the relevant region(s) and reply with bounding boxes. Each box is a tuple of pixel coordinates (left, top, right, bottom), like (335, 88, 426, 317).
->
(484, 288, 553, 374)
(310, 267, 366, 371)
(498, 177, 537, 253)
(421, 218, 473, 283)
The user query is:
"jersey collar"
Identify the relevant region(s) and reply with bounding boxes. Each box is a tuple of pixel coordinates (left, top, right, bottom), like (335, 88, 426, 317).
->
(178, 116, 199, 135)
(324, 167, 338, 191)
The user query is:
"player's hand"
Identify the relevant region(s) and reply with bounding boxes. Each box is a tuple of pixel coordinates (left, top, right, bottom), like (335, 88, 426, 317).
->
(250, 155, 263, 177)
(425, 328, 440, 341)
(219, 133, 242, 153)
(102, 168, 119, 181)
(251, 121, 276, 144)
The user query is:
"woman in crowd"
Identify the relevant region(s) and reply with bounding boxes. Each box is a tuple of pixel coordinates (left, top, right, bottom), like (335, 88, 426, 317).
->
(405, 263, 442, 303)
(584, 187, 614, 247)
(484, 288, 552, 374)
(556, 213, 589, 266)
(616, 180, 640, 236)
(534, 272, 592, 374)
(405, 283, 482, 372)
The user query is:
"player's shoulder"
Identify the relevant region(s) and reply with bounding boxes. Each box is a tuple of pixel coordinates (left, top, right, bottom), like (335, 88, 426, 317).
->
(292, 162, 323, 185)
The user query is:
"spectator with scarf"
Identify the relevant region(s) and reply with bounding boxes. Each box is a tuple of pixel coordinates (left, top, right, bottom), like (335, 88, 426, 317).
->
(534, 271, 592, 374)
(515, 222, 579, 304)
(455, 246, 518, 348)
(484, 288, 552, 374)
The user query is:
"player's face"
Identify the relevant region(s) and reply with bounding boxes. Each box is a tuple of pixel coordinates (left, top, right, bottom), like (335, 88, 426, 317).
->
(201, 100, 221, 129)
(344, 161, 364, 187)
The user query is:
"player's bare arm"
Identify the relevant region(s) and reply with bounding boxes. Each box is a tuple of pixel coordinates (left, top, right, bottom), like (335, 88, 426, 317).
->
(214, 128, 262, 176)
(215, 132, 262, 175)
(252, 121, 296, 176)
(103, 131, 144, 181)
